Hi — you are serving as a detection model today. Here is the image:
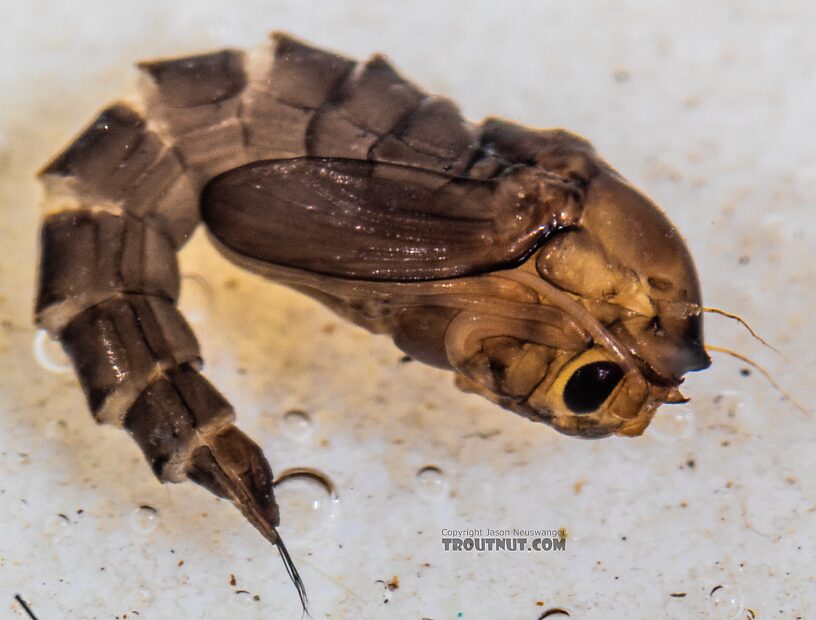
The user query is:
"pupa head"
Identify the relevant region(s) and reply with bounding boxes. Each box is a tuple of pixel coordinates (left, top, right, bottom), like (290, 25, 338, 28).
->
(461, 121, 712, 437)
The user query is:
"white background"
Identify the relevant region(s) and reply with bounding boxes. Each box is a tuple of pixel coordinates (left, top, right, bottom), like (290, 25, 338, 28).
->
(1, 1, 814, 618)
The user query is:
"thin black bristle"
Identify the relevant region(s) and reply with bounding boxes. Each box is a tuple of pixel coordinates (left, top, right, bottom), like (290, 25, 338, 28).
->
(14, 594, 39, 620)
(275, 529, 310, 617)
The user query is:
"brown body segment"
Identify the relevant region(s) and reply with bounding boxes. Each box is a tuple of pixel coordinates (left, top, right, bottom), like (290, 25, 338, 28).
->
(35, 32, 709, 602)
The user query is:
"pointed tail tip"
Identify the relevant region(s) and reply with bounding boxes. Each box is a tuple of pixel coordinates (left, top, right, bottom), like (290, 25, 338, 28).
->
(184, 425, 309, 613)
(231, 493, 311, 616)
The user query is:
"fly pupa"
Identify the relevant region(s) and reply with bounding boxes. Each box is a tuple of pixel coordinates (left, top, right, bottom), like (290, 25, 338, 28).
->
(35, 32, 715, 602)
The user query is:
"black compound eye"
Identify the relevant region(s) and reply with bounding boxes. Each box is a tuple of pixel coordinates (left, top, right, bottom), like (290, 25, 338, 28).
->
(563, 361, 624, 414)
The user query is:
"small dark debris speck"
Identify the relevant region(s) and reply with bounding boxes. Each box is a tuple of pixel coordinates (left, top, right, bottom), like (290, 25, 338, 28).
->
(613, 69, 631, 83)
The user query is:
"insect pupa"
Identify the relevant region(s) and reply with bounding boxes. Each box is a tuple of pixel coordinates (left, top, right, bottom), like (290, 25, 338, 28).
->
(34, 32, 714, 601)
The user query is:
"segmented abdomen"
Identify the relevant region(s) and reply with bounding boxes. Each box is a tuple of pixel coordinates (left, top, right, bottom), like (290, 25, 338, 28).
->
(33, 32, 495, 541)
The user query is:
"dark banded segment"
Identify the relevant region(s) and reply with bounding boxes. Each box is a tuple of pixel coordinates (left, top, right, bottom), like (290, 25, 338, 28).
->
(264, 33, 356, 109)
(186, 427, 278, 525)
(139, 49, 249, 180)
(38, 105, 199, 246)
(124, 364, 234, 480)
(125, 367, 281, 530)
(367, 96, 477, 174)
(242, 34, 479, 174)
(138, 50, 247, 108)
(36, 210, 180, 332)
(60, 295, 200, 424)
(330, 55, 424, 135)
(304, 109, 378, 160)
(40, 105, 164, 199)
(241, 33, 356, 159)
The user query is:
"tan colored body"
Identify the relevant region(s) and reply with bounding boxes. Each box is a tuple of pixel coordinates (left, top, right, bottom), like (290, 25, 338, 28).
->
(34, 33, 709, 602)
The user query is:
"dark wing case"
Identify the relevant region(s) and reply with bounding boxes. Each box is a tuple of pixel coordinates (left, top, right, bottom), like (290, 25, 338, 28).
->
(202, 158, 554, 281)
(202, 35, 585, 282)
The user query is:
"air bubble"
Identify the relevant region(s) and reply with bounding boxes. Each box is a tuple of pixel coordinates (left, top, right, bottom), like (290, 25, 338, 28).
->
(44, 513, 72, 542)
(136, 586, 156, 605)
(130, 505, 159, 534)
(178, 273, 215, 323)
(708, 584, 745, 619)
(535, 606, 572, 619)
(662, 592, 687, 618)
(33, 329, 72, 373)
(273, 468, 338, 528)
(649, 404, 695, 443)
(282, 409, 313, 441)
(136, 587, 154, 605)
(232, 590, 255, 609)
(415, 466, 448, 499)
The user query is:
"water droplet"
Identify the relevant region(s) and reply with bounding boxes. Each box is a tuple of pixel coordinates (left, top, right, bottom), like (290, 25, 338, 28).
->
(178, 274, 215, 323)
(229, 589, 256, 611)
(44, 513, 72, 542)
(415, 466, 448, 499)
(136, 587, 154, 604)
(130, 505, 159, 534)
(273, 469, 337, 529)
(33, 329, 72, 373)
(649, 404, 695, 443)
(708, 584, 745, 619)
(282, 409, 312, 441)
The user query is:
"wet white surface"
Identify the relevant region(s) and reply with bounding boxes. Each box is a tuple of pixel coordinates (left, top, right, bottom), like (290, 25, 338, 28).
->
(1, 2, 815, 618)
